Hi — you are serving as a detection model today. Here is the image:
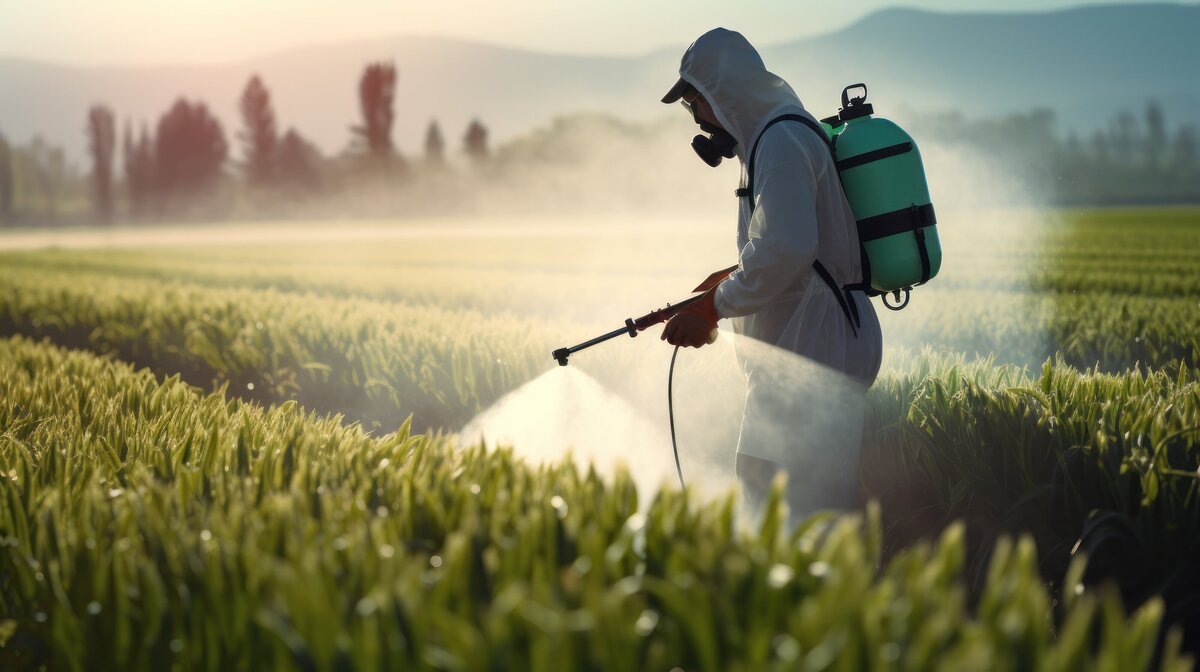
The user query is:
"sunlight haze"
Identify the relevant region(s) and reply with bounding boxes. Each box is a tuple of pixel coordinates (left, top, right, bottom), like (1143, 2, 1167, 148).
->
(0, 0, 1179, 65)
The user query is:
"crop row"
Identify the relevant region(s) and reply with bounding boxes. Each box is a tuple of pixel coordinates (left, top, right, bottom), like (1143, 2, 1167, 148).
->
(0, 336, 1190, 671)
(1, 265, 1196, 439)
(860, 349, 1200, 642)
(882, 288, 1200, 371)
(0, 267, 560, 434)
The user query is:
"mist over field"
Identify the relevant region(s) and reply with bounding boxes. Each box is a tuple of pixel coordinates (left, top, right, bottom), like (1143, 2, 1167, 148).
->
(2, 3, 1198, 230)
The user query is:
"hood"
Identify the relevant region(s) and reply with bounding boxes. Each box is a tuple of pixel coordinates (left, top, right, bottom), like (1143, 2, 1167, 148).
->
(676, 28, 807, 158)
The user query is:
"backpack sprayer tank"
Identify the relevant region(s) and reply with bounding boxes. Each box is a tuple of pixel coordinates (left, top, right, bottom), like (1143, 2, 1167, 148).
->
(820, 84, 941, 309)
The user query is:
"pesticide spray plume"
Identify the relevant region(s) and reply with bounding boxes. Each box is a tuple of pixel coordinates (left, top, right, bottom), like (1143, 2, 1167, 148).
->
(458, 366, 684, 498)
(463, 298, 873, 525)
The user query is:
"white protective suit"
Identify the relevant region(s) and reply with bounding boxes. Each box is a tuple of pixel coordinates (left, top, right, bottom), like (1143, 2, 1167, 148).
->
(675, 29, 883, 515)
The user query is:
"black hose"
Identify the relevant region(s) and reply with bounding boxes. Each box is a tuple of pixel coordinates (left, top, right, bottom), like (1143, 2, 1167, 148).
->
(667, 345, 685, 489)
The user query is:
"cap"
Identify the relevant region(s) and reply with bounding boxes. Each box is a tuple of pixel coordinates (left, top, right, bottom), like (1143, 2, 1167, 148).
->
(660, 77, 690, 104)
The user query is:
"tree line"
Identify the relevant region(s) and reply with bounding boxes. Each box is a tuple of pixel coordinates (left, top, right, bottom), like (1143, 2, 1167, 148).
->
(1, 87, 1198, 225)
(909, 101, 1200, 205)
(0, 61, 492, 225)
(0, 136, 80, 226)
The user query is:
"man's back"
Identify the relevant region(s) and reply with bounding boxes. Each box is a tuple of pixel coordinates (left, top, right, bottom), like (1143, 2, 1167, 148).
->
(725, 113, 883, 386)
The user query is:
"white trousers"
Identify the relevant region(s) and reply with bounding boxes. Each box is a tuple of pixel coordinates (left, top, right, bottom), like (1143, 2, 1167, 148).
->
(734, 361, 868, 520)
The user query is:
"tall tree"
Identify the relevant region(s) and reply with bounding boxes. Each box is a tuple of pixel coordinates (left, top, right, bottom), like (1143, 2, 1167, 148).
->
(1174, 125, 1198, 170)
(0, 132, 13, 223)
(351, 62, 397, 164)
(87, 104, 117, 222)
(155, 98, 227, 201)
(1090, 129, 1111, 163)
(124, 121, 157, 215)
(276, 127, 322, 191)
(122, 121, 135, 209)
(239, 75, 278, 187)
(424, 120, 445, 164)
(463, 119, 489, 161)
(1144, 101, 1167, 168)
(29, 137, 64, 221)
(1109, 111, 1138, 159)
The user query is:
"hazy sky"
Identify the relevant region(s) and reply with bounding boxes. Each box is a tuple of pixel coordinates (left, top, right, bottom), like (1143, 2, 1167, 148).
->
(0, 0, 1178, 66)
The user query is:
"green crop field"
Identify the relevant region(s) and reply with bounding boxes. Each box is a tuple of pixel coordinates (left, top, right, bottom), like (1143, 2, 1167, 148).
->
(1, 207, 1198, 670)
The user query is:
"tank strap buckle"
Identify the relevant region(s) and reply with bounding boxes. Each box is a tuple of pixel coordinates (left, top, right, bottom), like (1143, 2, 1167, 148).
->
(883, 288, 912, 311)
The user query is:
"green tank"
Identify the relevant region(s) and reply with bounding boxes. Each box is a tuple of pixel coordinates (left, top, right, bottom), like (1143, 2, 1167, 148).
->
(820, 84, 941, 308)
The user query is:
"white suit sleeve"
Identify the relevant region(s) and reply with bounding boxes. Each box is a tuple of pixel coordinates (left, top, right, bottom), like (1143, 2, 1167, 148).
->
(714, 128, 821, 318)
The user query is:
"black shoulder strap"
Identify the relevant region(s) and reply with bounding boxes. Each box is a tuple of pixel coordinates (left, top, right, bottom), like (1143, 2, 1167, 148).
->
(737, 114, 863, 337)
(745, 114, 834, 200)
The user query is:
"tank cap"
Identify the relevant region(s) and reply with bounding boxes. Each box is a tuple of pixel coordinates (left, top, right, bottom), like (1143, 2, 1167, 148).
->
(838, 83, 874, 122)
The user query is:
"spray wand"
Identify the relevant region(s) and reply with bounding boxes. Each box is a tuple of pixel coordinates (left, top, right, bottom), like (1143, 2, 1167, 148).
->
(550, 294, 705, 367)
(551, 291, 717, 490)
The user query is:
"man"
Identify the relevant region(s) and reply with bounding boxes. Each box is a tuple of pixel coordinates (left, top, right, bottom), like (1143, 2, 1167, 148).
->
(659, 28, 883, 519)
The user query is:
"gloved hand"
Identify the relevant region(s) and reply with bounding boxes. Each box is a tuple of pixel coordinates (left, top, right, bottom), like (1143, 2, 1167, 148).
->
(662, 288, 720, 348)
(692, 264, 738, 292)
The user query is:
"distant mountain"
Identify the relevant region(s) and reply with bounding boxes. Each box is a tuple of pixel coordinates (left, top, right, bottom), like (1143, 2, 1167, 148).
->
(1, 3, 1196, 165)
(762, 3, 1200, 129)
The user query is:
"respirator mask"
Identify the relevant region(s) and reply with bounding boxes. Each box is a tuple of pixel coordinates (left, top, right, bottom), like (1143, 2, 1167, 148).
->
(683, 96, 737, 167)
(691, 122, 738, 167)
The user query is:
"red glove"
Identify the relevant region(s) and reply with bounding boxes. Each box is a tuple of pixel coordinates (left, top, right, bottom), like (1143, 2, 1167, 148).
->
(662, 288, 720, 348)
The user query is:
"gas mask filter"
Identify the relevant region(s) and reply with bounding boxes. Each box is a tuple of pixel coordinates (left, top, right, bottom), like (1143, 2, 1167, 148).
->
(691, 120, 738, 167)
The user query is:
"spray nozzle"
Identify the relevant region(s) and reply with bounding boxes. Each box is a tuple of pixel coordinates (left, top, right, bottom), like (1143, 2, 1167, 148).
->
(552, 348, 572, 366)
